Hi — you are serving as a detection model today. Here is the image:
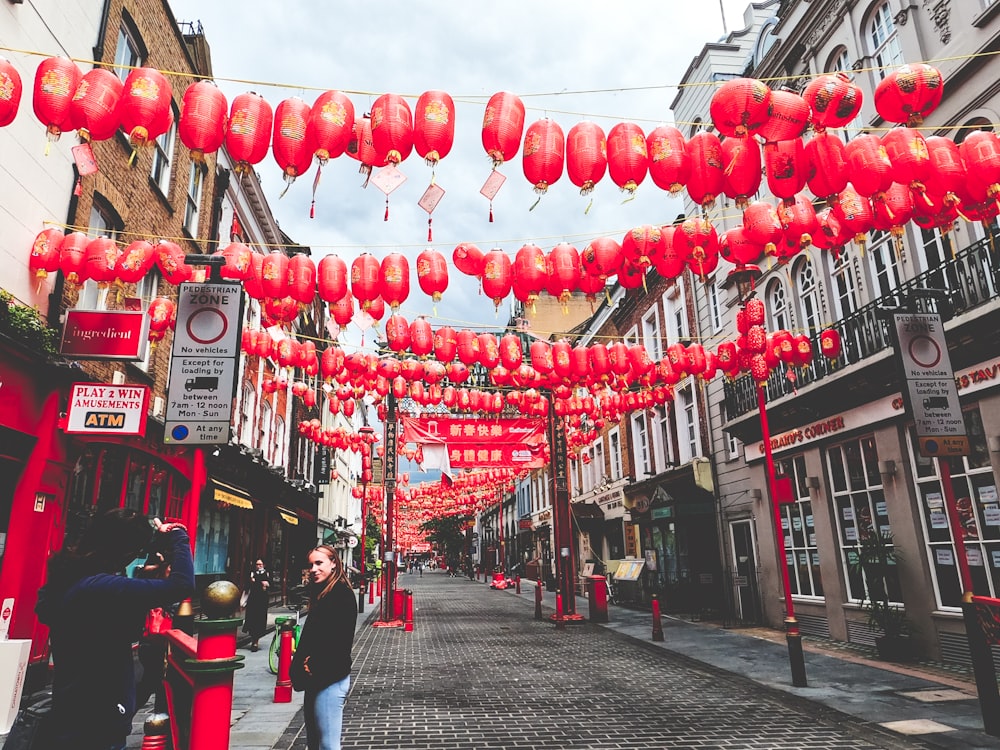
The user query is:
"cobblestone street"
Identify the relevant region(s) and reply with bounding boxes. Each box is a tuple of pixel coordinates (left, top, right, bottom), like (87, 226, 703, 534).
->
(280, 573, 933, 749)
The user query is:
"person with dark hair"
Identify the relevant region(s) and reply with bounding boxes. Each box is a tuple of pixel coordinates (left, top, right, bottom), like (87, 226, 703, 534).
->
(35, 509, 194, 750)
(243, 558, 270, 651)
(290, 544, 357, 750)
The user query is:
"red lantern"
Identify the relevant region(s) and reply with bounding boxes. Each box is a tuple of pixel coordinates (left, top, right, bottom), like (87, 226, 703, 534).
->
(621, 225, 664, 271)
(452, 242, 484, 278)
(530, 340, 554, 374)
(719, 227, 764, 267)
(804, 131, 848, 200)
(370, 93, 413, 165)
(378, 252, 410, 310)
(0, 57, 22, 128)
(545, 243, 581, 304)
(478, 333, 500, 369)
(802, 72, 863, 131)
(29, 228, 63, 279)
(148, 297, 176, 333)
(653, 226, 685, 281)
(792, 334, 813, 367)
(764, 138, 807, 203)
(481, 248, 512, 309)
(523, 119, 564, 195)
(33, 57, 80, 140)
(749, 353, 770, 385)
(410, 317, 434, 356)
(959, 130, 1000, 201)
(272, 97, 313, 184)
(84, 237, 120, 285)
(881, 127, 932, 204)
(414, 90, 455, 166)
(482, 91, 525, 167)
(226, 92, 273, 173)
(647, 125, 689, 193)
(434, 326, 457, 362)
(709, 78, 771, 138)
(512, 243, 547, 306)
(500, 334, 524, 370)
(243, 252, 265, 300)
(216, 242, 250, 281)
(308, 90, 354, 163)
(811, 207, 850, 258)
(742, 200, 783, 254)
(674, 217, 719, 278)
(351, 253, 381, 310)
(924, 136, 964, 204)
(758, 87, 810, 143)
(261, 251, 290, 300)
(606, 122, 647, 196)
(178, 81, 227, 162)
(317, 254, 348, 304)
(446, 362, 470, 385)
(832, 184, 875, 247)
(265, 296, 298, 325)
(329, 289, 354, 327)
(566, 121, 607, 195)
(845, 134, 893, 198)
(721, 136, 762, 208)
(118, 67, 173, 148)
(457, 329, 481, 366)
(155, 240, 191, 285)
(415, 248, 447, 303)
(581, 236, 623, 280)
(686, 131, 725, 210)
(776, 193, 819, 253)
(874, 64, 944, 127)
(69, 68, 122, 142)
(819, 328, 842, 360)
(386, 314, 411, 352)
(871, 182, 915, 244)
(367, 295, 385, 322)
(345, 115, 388, 175)
(287, 253, 316, 306)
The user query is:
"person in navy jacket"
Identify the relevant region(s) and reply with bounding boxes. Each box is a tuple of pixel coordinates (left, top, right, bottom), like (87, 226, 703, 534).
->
(290, 544, 357, 750)
(36, 509, 194, 750)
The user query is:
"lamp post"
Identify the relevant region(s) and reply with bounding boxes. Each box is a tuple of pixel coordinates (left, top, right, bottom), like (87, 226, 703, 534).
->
(728, 265, 807, 687)
(357, 425, 375, 614)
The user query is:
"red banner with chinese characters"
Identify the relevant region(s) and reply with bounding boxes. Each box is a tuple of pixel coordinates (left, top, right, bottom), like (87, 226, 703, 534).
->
(401, 416, 546, 469)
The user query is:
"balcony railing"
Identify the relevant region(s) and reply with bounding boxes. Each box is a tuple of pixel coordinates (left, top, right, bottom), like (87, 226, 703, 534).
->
(724, 231, 1000, 419)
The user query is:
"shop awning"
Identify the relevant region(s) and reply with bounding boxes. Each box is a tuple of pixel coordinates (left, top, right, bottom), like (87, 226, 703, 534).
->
(277, 506, 299, 525)
(213, 481, 254, 510)
(571, 502, 604, 519)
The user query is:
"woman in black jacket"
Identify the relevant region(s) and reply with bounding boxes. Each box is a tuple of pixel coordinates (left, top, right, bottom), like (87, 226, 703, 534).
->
(290, 544, 358, 750)
(243, 559, 270, 651)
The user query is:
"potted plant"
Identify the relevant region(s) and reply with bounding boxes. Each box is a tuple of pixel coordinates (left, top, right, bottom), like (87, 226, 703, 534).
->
(852, 528, 912, 661)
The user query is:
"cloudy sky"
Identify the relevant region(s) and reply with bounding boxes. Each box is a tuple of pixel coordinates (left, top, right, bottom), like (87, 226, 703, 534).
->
(167, 0, 756, 341)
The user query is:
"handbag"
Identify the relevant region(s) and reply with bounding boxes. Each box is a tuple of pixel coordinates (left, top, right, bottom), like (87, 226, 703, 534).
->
(3, 693, 53, 750)
(240, 589, 249, 608)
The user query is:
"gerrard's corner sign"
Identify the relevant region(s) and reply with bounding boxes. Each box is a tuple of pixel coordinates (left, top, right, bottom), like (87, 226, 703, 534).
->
(65, 383, 150, 436)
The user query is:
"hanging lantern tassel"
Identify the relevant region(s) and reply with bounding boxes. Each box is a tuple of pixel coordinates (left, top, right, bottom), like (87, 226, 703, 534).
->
(489, 201, 494, 223)
(585, 197, 593, 215)
(310, 165, 322, 219)
(73, 176, 82, 197)
(384, 195, 389, 222)
(427, 216, 433, 243)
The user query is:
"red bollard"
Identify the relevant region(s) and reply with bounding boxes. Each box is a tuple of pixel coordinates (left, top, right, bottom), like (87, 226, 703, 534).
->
(534, 581, 543, 620)
(274, 618, 295, 702)
(376, 573, 382, 598)
(555, 591, 566, 630)
(141, 713, 170, 749)
(369, 577, 375, 605)
(404, 589, 414, 632)
(515, 575, 521, 594)
(651, 594, 665, 642)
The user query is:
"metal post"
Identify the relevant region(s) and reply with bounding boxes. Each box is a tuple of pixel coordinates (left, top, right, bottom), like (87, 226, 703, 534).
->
(758, 383, 807, 687)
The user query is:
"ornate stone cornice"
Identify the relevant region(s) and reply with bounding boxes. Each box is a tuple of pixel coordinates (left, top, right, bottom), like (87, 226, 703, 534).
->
(923, 0, 951, 45)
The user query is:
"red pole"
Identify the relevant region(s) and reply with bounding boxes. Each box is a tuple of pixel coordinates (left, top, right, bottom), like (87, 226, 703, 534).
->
(515, 575, 521, 594)
(404, 590, 414, 632)
(535, 581, 543, 620)
(273, 619, 294, 703)
(555, 591, 566, 630)
(651, 594, 664, 641)
(758, 383, 807, 687)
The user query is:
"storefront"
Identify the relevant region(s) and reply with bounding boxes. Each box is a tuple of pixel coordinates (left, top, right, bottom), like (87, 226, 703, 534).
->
(624, 469, 722, 615)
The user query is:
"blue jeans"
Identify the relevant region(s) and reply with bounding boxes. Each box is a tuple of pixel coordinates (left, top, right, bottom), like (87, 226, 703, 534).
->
(304, 675, 350, 750)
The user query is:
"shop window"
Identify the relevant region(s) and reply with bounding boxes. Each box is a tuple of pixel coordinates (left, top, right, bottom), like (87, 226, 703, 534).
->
(123, 453, 150, 513)
(609, 428, 623, 480)
(776, 455, 823, 597)
(909, 407, 999, 608)
(194, 504, 230, 575)
(828, 435, 900, 603)
(96, 446, 128, 513)
(147, 467, 168, 519)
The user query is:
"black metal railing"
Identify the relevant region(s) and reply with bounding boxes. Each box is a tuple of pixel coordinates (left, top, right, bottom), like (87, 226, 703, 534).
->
(724, 231, 1000, 419)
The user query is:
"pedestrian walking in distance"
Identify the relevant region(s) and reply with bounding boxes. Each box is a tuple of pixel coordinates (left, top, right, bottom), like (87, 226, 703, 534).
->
(291, 544, 358, 750)
(243, 558, 270, 651)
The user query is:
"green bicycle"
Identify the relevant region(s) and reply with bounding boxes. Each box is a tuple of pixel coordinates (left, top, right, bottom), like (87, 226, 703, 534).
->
(267, 607, 303, 675)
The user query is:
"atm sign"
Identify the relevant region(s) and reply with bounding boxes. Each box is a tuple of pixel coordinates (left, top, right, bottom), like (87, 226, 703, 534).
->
(85, 411, 126, 429)
(65, 383, 150, 436)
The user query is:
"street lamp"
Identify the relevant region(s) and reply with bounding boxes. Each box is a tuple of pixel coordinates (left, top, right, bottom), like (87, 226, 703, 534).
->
(727, 265, 807, 687)
(357, 424, 375, 613)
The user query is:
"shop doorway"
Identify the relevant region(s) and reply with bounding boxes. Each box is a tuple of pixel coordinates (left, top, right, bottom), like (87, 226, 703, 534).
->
(729, 520, 762, 625)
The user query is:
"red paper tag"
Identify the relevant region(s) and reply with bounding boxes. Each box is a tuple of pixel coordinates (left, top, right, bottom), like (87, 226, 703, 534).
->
(480, 170, 506, 200)
(418, 183, 445, 214)
(72, 143, 99, 176)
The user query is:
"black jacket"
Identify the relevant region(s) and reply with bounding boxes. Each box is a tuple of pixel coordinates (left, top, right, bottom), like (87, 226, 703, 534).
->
(290, 579, 357, 692)
(35, 529, 194, 747)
